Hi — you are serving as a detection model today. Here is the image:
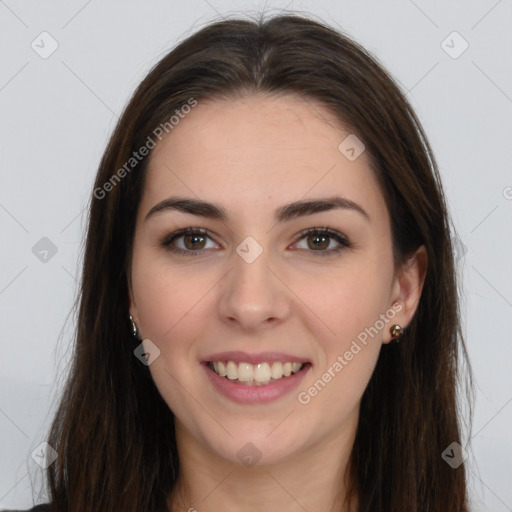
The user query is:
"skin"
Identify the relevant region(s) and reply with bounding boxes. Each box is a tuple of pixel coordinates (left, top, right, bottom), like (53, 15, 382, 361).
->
(128, 93, 427, 512)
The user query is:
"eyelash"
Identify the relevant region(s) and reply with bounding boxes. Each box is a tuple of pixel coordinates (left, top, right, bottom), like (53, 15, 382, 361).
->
(159, 226, 351, 257)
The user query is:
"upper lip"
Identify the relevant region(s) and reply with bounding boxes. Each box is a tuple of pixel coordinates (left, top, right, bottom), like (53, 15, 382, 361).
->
(201, 351, 311, 365)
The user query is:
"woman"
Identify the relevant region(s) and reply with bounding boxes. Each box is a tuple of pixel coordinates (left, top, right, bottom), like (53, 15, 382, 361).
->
(8, 12, 473, 512)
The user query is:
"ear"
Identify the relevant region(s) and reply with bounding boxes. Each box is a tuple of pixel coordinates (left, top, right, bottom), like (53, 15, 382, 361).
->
(384, 245, 428, 344)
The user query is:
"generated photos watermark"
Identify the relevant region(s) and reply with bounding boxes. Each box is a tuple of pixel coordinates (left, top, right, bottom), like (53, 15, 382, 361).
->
(94, 97, 198, 200)
(297, 302, 403, 405)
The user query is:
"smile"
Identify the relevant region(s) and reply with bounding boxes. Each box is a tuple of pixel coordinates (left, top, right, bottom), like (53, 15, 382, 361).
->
(207, 360, 306, 386)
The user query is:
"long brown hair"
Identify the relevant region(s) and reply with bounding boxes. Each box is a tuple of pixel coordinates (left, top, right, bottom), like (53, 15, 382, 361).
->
(45, 12, 473, 512)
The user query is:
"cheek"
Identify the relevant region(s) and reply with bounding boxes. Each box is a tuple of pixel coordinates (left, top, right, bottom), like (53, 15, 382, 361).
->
(294, 261, 391, 342)
(296, 282, 386, 418)
(131, 258, 212, 413)
(131, 249, 213, 341)
(292, 262, 390, 401)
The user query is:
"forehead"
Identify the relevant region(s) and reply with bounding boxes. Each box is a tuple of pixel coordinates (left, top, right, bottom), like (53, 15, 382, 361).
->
(141, 93, 387, 224)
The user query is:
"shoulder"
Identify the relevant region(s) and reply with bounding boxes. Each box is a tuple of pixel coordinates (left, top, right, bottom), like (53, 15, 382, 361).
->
(1, 505, 51, 512)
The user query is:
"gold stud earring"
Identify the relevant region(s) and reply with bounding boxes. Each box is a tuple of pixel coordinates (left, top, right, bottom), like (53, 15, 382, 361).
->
(389, 324, 403, 342)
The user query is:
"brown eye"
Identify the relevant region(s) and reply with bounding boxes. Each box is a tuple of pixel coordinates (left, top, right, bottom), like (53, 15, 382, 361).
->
(306, 233, 330, 251)
(183, 233, 207, 250)
(294, 227, 351, 257)
(160, 228, 218, 255)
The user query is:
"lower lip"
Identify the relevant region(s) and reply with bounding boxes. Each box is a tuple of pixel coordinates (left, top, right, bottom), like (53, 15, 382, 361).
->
(202, 363, 311, 404)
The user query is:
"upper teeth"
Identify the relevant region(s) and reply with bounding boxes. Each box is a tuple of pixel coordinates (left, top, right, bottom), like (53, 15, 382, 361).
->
(211, 361, 304, 384)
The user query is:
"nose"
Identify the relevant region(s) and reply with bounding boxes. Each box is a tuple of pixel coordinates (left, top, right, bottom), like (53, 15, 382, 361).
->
(217, 247, 291, 332)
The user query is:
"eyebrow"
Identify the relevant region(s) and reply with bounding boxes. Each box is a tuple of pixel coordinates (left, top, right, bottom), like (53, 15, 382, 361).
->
(144, 195, 370, 223)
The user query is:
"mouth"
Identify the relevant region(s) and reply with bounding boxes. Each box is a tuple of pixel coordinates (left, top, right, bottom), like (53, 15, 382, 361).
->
(205, 360, 311, 386)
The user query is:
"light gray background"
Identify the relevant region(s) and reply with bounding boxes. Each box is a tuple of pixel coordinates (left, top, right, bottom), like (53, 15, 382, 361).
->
(1, 1, 511, 510)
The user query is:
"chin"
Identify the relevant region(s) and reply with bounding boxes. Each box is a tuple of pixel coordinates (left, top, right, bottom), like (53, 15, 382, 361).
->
(205, 428, 308, 468)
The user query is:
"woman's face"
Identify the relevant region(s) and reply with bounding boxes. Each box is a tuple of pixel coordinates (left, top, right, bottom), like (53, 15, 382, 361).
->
(129, 93, 424, 466)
